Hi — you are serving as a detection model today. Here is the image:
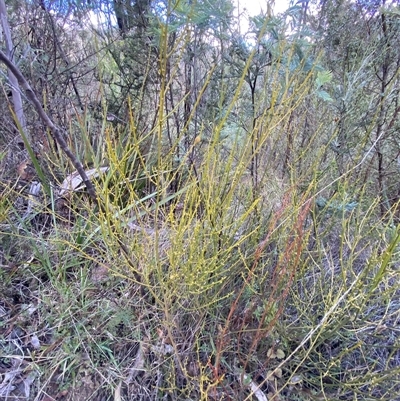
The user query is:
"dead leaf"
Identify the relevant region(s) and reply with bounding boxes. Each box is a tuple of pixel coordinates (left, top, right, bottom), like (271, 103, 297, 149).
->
(30, 334, 41, 349)
(267, 347, 285, 359)
(114, 381, 122, 401)
(17, 160, 35, 181)
(236, 371, 269, 401)
(276, 348, 285, 359)
(90, 264, 110, 283)
(0, 358, 23, 397)
(289, 375, 303, 385)
(59, 166, 109, 197)
(127, 341, 149, 382)
(22, 371, 37, 398)
(267, 368, 283, 380)
(267, 347, 276, 359)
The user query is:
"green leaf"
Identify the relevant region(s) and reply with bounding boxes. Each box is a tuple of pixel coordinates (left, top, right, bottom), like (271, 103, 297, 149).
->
(316, 89, 333, 102)
(315, 70, 333, 88)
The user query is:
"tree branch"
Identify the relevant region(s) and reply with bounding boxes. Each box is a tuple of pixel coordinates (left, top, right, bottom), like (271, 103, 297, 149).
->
(0, 49, 98, 203)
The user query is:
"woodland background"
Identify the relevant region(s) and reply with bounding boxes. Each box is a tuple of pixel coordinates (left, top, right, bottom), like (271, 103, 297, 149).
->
(1, 0, 400, 400)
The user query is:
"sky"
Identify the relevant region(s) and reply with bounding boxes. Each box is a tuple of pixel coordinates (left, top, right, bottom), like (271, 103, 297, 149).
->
(235, 0, 292, 33)
(238, 0, 292, 17)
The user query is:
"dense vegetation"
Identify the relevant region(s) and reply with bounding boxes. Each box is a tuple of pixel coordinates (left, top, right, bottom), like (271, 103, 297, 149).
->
(1, 0, 400, 400)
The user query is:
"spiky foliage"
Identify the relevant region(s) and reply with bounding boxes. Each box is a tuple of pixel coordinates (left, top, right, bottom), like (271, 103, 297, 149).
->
(1, 1, 400, 401)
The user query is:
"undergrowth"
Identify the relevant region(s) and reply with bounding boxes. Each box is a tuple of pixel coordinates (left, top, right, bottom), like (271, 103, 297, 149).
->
(1, 8, 400, 401)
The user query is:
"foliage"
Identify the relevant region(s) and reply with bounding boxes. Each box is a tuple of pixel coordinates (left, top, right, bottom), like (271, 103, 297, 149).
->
(1, 0, 400, 400)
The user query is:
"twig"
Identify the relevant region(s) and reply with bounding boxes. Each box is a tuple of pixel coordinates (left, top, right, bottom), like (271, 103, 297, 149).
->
(0, 49, 146, 286)
(0, 50, 98, 203)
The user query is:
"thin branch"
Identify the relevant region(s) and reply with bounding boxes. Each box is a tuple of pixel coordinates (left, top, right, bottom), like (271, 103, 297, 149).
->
(0, 49, 98, 202)
(0, 49, 146, 287)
